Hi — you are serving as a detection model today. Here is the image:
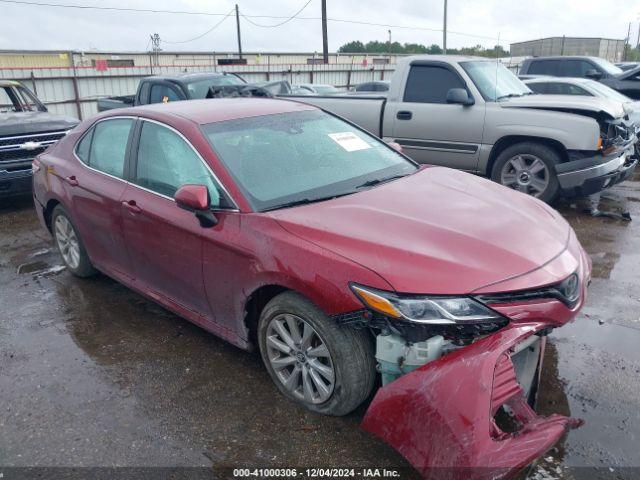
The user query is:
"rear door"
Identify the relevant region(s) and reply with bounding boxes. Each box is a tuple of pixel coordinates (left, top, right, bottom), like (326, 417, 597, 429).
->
(386, 62, 485, 171)
(68, 117, 135, 278)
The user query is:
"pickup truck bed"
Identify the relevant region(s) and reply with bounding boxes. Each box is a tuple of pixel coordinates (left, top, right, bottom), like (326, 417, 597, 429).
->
(285, 95, 386, 137)
(97, 95, 135, 112)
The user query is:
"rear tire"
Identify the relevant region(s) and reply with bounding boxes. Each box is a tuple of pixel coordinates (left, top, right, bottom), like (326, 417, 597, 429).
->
(491, 142, 561, 203)
(52, 205, 97, 278)
(258, 291, 376, 416)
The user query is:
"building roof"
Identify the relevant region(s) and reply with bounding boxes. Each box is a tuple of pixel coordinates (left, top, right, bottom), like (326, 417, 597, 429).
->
(124, 98, 316, 125)
(510, 36, 624, 46)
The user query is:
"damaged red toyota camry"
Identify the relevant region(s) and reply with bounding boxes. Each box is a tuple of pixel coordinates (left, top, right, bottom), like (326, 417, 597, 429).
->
(33, 98, 591, 479)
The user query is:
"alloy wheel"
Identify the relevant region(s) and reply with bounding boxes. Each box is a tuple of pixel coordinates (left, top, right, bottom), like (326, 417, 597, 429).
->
(54, 215, 80, 270)
(500, 154, 550, 197)
(265, 313, 335, 404)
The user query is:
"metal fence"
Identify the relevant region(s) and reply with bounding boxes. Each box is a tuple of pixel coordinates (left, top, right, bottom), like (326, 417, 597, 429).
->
(0, 63, 395, 120)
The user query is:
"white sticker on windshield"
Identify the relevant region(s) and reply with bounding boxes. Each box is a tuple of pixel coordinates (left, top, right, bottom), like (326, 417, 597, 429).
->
(328, 132, 372, 152)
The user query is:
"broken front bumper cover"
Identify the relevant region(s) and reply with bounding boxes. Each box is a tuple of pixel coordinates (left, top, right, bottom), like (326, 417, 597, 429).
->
(557, 144, 637, 197)
(362, 321, 582, 480)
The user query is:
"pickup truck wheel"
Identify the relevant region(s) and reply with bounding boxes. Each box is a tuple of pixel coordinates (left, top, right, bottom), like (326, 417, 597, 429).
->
(258, 291, 376, 416)
(52, 205, 97, 278)
(492, 142, 560, 203)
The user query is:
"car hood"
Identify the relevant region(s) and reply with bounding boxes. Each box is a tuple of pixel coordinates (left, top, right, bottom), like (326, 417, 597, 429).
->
(616, 65, 640, 80)
(500, 94, 625, 119)
(0, 111, 79, 137)
(269, 167, 570, 294)
(623, 101, 640, 125)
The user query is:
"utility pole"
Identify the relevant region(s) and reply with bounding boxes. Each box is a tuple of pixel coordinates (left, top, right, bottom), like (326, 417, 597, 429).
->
(235, 4, 243, 60)
(320, 0, 329, 64)
(388, 29, 392, 58)
(149, 33, 161, 71)
(624, 22, 631, 60)
(443, 0, 447, 54)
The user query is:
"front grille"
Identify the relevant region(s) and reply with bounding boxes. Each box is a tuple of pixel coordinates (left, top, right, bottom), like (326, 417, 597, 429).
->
(0, 130, 67, 163)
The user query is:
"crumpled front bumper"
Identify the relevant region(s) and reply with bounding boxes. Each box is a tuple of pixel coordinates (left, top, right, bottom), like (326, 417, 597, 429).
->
(558, 143, 637, 197)
(362, 321, 582, 480)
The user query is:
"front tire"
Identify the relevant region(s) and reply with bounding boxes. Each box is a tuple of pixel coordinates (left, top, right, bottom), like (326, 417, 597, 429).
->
(258, 291, 376, 416)
(52, 205, 97, 278)
(491, 142, 561, 203)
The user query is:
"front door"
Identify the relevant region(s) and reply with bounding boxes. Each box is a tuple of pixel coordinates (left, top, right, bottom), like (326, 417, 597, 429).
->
(387, 63, 485, 171)
(121, 119, 222, 319)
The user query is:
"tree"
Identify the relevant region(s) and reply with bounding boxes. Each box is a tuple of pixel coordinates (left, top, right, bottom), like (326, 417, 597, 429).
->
(338, 41, 366, 53)
(337, 40, 508, 58)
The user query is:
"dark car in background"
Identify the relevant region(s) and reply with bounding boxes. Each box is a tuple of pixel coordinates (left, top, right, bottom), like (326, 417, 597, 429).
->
(97, 72, 292, 111)
(520, 56, 640, 99)
(352, 81, 390, 93)
(0, 80, 78, 197)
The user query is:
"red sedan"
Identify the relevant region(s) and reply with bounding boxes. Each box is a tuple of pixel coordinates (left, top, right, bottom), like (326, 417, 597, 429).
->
(33, 98, 591, 478)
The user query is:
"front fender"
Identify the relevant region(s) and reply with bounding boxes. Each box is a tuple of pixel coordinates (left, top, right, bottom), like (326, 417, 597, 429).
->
(484, 105, 601, 151)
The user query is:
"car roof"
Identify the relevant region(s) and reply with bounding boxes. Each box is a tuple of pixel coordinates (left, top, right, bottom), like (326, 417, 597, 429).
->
(524, 76, 592, 84)
(0, 80, 21, 87)
(525, 56, 601, 62)
(406, 54, 486, 62)
(122, 98, 317, 125)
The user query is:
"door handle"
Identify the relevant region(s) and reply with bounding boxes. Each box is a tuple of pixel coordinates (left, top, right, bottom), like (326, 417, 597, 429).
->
(122, 200, 142, 214)
(396, 110, 413, 120)
(64, 175, 79, 187)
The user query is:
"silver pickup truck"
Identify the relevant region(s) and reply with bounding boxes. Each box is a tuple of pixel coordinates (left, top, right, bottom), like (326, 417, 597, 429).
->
(291, 55, 638, 203)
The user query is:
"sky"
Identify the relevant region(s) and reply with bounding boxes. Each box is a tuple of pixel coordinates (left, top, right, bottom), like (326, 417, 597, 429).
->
(0, 0, 639, 53)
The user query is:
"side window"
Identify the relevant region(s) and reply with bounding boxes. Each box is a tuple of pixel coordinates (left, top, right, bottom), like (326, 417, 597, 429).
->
(149, 84, 183, 104)
(564, 84, 590, 95)
(134, 121, 226, 207)
(563, 60, 594, 77)
(527, 60, 561, 76)
(527, 83, 548, 94)
(75, 128, 94, 163)
(88, 119, 133, 178)
(403, 65, 465, 104)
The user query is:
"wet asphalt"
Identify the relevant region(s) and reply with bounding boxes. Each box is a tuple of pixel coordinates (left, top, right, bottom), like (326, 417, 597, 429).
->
(1, 175, 640, 480)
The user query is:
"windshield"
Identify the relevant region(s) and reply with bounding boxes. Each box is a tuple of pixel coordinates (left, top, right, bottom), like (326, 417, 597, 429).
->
(0, 85, 46, 112)
(460, 61, 531, 101)
(186, 75, 246, 99)
(203, 110, 417, 211)
(586, 80, 631, 102)
(591, 58, 623, 76)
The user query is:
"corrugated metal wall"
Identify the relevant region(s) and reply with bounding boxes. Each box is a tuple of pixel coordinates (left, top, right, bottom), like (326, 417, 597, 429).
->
(509, 37, 624, 62)
(0, 62, 395, 120)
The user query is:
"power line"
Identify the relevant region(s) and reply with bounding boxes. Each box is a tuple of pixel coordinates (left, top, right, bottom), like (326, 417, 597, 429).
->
(241, 0, 313, 28)
(0, 0, 505, 42)
(163, 8, 234, 44)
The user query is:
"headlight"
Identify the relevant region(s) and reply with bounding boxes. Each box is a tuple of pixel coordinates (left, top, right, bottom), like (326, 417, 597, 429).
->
(553, 272, 580, 306)
(350, 284, 505, 325)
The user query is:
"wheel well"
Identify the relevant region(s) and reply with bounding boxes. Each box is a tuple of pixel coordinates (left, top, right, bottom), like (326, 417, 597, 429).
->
(487, 136, 568, 175)
(244, 285, 289, 349)
(43, 199, 61, 233)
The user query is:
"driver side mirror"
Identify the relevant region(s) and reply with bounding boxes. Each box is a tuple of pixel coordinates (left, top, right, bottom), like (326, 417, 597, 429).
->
(174, 184, 218, 228)
(585, 69, 603, 80)
(446, 88, 475, 106)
